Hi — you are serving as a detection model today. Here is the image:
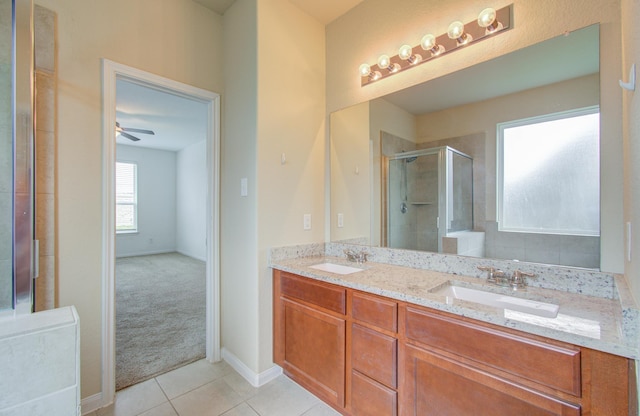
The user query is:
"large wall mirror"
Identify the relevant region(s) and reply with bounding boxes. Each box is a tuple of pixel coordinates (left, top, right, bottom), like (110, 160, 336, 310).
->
(331, 24, 602, 270)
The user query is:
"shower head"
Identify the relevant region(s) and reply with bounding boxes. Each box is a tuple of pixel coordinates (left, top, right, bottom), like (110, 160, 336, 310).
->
(405, 157, 417, 163)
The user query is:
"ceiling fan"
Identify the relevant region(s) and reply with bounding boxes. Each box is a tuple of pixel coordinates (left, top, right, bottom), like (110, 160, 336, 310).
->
(115, 121, 155, 142)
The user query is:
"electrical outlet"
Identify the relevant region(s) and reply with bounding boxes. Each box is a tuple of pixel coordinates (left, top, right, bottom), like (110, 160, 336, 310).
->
(337, 213, 344, 228)
(303, 214, 312, 230)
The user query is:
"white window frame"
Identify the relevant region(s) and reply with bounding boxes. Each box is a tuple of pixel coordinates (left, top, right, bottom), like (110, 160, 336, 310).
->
(115, 161, 138, 234)
(497, 106, 600, 236)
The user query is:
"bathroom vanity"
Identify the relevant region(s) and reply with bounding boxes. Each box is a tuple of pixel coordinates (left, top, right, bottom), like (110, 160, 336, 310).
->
(272, 256, 638, 415)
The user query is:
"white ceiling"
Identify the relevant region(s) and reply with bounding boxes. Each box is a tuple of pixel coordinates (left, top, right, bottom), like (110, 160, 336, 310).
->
(192, 0, 363, 24)
(116, 79, 208, 151)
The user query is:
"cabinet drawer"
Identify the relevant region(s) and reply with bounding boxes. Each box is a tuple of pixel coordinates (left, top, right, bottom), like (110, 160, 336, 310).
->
(351, 370, 397, 416)
(405, 306, 581, 396)
(402, 344, 581, 416)
(352, 291, 397, 332)
(280, 272, 346, 314)
(351, 323, 397, 388)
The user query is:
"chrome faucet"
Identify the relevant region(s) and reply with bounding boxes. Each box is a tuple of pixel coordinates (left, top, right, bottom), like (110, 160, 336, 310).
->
(344, 249, 369, 264)
(509, 270, 536, 290)
(477, 266, 505, 284)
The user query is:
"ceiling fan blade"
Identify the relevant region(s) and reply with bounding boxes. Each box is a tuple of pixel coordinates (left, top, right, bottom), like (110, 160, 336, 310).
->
(120, 131, 141, 142)
(122, 127, 155, 135)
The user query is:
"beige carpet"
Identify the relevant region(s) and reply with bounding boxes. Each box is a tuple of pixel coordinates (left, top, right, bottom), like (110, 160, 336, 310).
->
(115, 252, 206, 390)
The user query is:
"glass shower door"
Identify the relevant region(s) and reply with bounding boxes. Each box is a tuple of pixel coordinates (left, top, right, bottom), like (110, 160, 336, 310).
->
(387, 152, 440, 252)
(1, 0, 34, 314)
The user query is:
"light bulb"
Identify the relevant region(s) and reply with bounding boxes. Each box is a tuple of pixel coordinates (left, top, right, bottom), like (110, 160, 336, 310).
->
(478, 7, 501, 33)
(447, 21, 471, 44)
(359, 63, 371, 77)
(398, 45, 413, 60)
(447, 21, 465, 39)
(420, 34, 436, 50)
(477, 8, 496, 28)
(420, 34, 445, 56)
(377, 54, 391, 69)
(398, 44, 421, 65)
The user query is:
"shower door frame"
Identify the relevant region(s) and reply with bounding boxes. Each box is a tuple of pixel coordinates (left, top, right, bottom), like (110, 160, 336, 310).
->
(383, 148, 445, 251)
(383, 146, 473, 253)
(7, 0, 35, 316)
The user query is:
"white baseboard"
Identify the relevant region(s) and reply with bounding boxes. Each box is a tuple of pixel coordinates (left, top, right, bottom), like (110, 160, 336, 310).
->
(115, 249, 175, 258)
(176, 249, 207, 262)
(81, 393, 105, 415)
(221, 348, 282, 387)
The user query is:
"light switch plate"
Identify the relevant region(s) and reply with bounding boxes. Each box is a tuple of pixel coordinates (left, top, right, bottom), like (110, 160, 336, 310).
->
(303, 214, 311, 230)
(337, 213, 344, 228)
(241, 178, 248, 197)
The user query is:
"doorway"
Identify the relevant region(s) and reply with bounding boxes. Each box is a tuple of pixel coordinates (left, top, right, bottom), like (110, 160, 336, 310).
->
(102, 60, 220, 405)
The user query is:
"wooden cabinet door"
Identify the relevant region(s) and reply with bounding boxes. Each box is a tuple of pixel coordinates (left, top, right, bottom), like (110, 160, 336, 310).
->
(351, 370, 397, 416)
(400, 344, 581, 416)
(281, 298, 346, 408)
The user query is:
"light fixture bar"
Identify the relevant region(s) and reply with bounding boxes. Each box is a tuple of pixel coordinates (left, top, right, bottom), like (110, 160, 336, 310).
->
(360, 4, 512, 86)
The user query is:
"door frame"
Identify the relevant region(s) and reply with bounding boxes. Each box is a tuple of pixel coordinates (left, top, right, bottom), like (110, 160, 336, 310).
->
(101, 59, 221, 405)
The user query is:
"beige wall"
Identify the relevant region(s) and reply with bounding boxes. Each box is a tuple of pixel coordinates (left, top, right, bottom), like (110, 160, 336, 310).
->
(326, 0, 624, 273)
(621, 0, 640, 305)
(222, 0, 326, 376)
(256, 0, 326, 372)
(34, 0, 223, 399)
(221, 0, 259, 373)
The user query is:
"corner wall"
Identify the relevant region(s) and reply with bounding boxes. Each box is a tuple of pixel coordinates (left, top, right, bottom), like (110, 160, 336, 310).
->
(115, 145, 177, 258)
(221, 0, 260, 374)
(176, 140, 207, 261)
(621, 0, 640, 305)
(256, 0, 326, 373)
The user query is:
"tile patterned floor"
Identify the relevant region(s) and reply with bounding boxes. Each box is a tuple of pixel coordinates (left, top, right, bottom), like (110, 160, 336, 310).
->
(85, 359, 341, 416)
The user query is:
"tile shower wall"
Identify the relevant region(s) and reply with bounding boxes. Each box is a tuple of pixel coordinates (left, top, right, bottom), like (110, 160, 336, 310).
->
(34, 5, 56, 311)
(484, 221, 600, 269)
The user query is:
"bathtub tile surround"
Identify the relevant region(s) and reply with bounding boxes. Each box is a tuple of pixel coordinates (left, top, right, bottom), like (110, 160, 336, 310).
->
(0, 306, 80, 415)
(270, 242, 640, 359)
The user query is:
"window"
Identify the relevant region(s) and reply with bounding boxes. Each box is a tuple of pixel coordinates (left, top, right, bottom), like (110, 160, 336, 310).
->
(497, 107, 600, 236)
(116, 161, 138, 233)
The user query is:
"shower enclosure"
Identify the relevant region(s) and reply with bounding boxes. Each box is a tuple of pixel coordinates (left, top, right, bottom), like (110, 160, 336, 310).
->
(1, 0, 35, 315)
(384, 146, 473, 252)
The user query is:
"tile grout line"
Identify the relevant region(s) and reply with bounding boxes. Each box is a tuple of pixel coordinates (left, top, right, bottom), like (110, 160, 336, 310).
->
(152, 377, 181, 416)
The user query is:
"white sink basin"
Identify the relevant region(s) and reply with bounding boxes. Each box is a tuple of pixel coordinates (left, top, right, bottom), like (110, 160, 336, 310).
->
(309, 262, 364, 275)
(432, 284, 559, 318)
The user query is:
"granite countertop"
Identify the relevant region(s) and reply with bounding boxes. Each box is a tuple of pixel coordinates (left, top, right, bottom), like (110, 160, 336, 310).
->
(271, 255, 639, 360)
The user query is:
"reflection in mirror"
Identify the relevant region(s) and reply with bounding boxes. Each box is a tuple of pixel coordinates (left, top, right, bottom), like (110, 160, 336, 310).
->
(384, 147, 474, 254)
(330, 24, 600, 269)
(1, 0, 13, 310)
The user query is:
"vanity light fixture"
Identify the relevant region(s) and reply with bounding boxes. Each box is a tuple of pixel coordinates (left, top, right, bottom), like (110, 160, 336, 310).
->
(359, 4, 512, 86)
